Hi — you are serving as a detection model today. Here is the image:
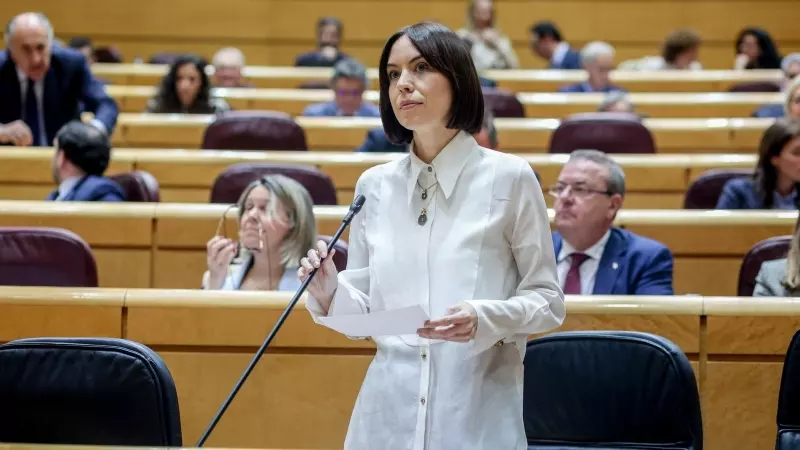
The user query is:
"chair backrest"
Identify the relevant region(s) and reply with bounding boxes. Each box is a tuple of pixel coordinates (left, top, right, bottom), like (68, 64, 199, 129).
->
(524, 331, 702, 450)
(209, 163, 338, 205)
(482, 87, 526, 118)
(683, 169, 753, 209)
(549, 112, 655, 154)
(777, 329, 800, 450)
(148, 53, 181, 65)
(318, 235, 348, 271)
(109, 171, 161, 202)
(0, 338, 182, 446)
(728, 81, 782, 93)
(202, 111, 308, 151)
(93, 46, 123, 63)
(738, 235, 792, 296)
(0, 227, 97, 287)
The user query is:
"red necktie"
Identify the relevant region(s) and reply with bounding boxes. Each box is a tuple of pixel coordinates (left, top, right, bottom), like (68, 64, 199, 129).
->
(563, 253, 588, 295)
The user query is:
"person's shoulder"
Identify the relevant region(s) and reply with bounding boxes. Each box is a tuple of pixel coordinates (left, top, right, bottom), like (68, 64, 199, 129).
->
(723, 176, 756, 192)
(51, 45, 87, 67)
(359, 102, 381, 117)
(0, 49, 10, 67)
(761, 258, 788, 274)
(614, 228, 671, 257)
(302, 101, 335, 117)
(90, 175, 126, 200)
(558, 83, 582, 93)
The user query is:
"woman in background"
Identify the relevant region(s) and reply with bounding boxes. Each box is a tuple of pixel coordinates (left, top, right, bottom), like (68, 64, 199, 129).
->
(754, 217, 800, 297)
(203, 174, 316, 291)
(717, 119, 800, 209)
(734, 27, 782, 70)
(146, 54, 230, 114)
(784, 76, 800, 120)
(456, 0, 519, 70)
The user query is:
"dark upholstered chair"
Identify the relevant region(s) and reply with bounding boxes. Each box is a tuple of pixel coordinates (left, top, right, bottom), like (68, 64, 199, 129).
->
(482, 87, 525, 118)
(319, 235, 348, 272)
(297, 81, 331, 90)
(110, 171, 160, 202)
(148, 53, 181, 65)
(728, 82, 781, 93)
(524, 331, 702, 450)
(93, 46, 123, 63)
(683, 169, 753, 209)
(549, 112, 655, 154)
(738, 235, 792, 296)
(202, 111, 308, 151)
(0, 338, 182, 446)
(210, 163, 337, 205)
(777, 328, 800, 450)
(0, 227, 97, 287)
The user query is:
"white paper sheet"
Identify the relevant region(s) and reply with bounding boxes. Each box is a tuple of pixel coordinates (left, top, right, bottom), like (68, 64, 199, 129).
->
(317, 305, 429, 337)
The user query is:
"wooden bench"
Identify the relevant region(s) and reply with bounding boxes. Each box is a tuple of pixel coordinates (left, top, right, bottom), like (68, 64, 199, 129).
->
(0, 287, 796, 450)
(0, 148, 756, 208)
(0, 201, 792, 296)
(93, 64, 785, 93)
(106, 85, 780, 118)
(111, 114, 772, 152)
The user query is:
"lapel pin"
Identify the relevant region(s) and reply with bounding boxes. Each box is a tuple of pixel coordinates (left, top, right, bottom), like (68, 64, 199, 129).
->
(612, 262, 619, 270)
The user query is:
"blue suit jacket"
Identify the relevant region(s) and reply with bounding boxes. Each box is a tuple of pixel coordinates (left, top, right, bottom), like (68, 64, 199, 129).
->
(552, 228, 674, 295)
(558, 83, 626, 93)
(355, 127, 408, 153)
(716, 177, 799, 209)
(753, 104, 784, 118)
(46, 175, 125, 202)
(0, 46, 119, 146)
(301, 101, 380, 117)
(294, 51, 350, 68)
(550, 49, 582, 70)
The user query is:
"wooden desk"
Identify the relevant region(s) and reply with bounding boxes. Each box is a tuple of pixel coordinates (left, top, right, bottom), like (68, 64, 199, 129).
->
(106, 86, 779, 119)
(92, 64, 784, 93)
(1, 289, 797, 450)
(0, 148, 757, 208)
(112, 114, 773, 152)
(0, 201, 793, 296)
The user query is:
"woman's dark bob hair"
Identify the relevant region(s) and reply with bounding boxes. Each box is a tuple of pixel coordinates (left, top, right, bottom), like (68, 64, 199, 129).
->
(754, 118, 800, 208)
(378, 22, 485, 145)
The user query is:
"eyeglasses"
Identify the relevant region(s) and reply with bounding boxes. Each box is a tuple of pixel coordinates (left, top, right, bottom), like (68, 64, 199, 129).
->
(548, 184, 613, 198)
(215, 203, 239, 239)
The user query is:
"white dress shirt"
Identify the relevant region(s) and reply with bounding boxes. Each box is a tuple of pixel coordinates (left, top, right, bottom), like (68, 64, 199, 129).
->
(556, 230, 611, 295)
(306, 131, 565, 450)
(16, 69, 47, 146)
(54, 176, 82, 201)
(551, 41, 571, 67)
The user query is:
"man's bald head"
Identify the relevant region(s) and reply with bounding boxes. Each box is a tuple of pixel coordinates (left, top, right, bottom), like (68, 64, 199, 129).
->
(6, 12, 54, 81)
(212, 47, 246, 87)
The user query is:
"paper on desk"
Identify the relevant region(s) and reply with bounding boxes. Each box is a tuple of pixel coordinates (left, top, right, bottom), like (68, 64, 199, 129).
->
(317, 304, 429, 337)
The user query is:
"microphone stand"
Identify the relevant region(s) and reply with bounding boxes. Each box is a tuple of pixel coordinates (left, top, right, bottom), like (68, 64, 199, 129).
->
(196, 195, 367, 447)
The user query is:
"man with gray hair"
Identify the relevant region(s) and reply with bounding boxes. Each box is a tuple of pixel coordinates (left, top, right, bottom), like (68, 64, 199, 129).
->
(211, 47, 250, 88)
(754, 53, 800, 118)
(0, 12, 118, 146)
(301, 58, 379, 117)
(549, 149, 673, 295)
(559, 41, 625, 93)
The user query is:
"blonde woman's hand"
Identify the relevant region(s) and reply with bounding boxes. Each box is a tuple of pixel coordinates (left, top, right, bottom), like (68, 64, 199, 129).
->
(206, 236, 236, 289)
(298, 239, 338, 311)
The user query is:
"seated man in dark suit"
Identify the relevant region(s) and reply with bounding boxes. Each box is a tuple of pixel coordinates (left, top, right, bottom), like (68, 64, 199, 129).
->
(559, 41, 625, 93)
(47, 121, 124, 202)
(301, 58, 380, 117)
(0, 13, 118, 147)
(550, 149, 674, 295)
(529, 21, 582, 70)
(295, 17, 350, 68)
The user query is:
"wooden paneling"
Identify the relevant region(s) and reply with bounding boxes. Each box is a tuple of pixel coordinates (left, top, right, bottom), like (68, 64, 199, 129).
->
(110, 114, 772, 152)
(3, 0, 798, 68)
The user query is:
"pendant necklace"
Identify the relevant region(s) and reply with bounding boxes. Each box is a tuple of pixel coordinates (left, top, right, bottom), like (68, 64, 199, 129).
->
(416, 179, 439, 226)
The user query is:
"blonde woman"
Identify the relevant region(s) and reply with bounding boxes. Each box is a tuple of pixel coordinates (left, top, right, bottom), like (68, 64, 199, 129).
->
(754, 217, 800, 297)
(456, 0, 519, 70)
(203, 174, 316, 291)
(784, 76, 800, 120)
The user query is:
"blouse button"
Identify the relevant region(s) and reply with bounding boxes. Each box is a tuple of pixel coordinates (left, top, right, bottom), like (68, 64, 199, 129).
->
(421, 352, 427, 360)
(427, 166, 433, 172)
(421, 397, 426, 405)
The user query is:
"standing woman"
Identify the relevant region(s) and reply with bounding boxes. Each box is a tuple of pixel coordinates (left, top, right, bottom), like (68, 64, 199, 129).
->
(298, 22, 564, 450)
(456, 0, 519, 70)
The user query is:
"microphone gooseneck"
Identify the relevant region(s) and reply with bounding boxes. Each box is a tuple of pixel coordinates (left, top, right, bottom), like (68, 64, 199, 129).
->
(196, 194, 366, 447)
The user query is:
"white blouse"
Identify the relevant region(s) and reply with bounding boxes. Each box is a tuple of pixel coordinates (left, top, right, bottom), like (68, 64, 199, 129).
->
(306, 131, 565, 450)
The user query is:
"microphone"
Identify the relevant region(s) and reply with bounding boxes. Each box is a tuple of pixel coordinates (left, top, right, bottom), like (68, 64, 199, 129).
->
(196, 194, 367, 447)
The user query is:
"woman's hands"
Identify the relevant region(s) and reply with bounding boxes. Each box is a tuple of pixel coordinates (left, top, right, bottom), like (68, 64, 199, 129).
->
(417, 302, 478, 343)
